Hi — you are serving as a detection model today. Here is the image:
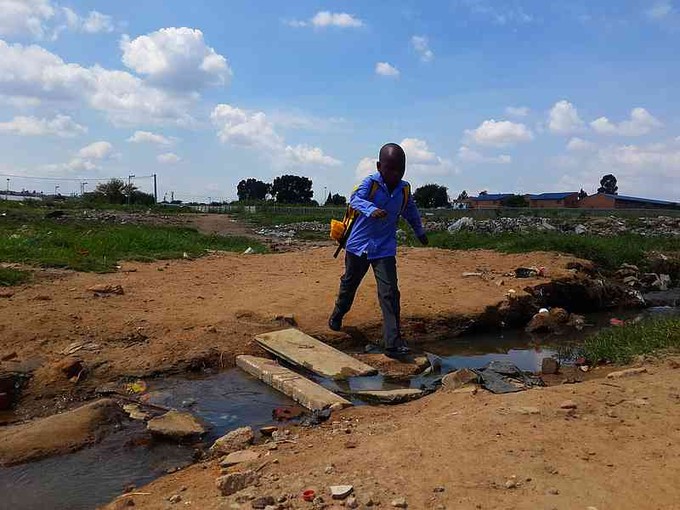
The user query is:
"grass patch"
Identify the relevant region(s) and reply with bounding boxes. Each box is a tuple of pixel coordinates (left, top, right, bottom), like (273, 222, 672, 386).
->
(0, 220, 264, 272)
(0, 267, 30, 286)
(581, 317, 680, 364)
(231, 208, 342, 227)
(423, 231, 678, 270)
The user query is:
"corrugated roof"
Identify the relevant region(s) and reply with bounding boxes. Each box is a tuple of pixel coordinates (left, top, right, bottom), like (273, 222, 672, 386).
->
(470, 193, 513, 201)
(604, 194, 678, 206)
(528, 192, 578, 200)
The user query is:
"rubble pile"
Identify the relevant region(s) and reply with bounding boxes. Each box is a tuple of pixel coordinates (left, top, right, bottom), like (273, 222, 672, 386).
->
(431, 215, 680, 237)
(256, 221, 327, 238)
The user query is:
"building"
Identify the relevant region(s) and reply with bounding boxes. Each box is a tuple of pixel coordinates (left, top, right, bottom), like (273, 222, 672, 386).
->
(527, 192, 579, 208)
(466, 193, 513, 209)
(578, 193, 679, 210)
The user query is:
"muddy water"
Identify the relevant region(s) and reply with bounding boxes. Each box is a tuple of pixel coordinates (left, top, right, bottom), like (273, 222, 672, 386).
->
(1, 307, 676, 509)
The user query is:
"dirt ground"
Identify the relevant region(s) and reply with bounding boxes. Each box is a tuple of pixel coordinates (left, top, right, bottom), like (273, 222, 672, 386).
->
(105, 356, 680, 510)
(1, 241, 580, 421)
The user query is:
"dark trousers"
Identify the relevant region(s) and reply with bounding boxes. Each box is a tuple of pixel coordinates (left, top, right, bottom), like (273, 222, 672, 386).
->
(331, 252, 403, 349)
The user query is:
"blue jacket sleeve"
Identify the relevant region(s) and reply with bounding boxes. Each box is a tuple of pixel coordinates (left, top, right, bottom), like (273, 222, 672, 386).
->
(402, 190, 425, 237)
(349, 177, 378, 217)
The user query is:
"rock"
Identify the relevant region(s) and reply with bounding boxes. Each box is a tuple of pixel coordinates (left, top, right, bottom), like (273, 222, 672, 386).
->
(447, 217, 474, 232)
(549, 307, 569, 323)
(607, 367, 648, 379)
(211, 426, 255, 455)
(251, 496, 275, 509)
(547, 488, 560, 495)
(324, 465, 334, 474)
(122, 403, 148, 421)
(87, 284, 124, 295)
(146, 410, 206, 440)
(541, 357, 560, 375)
(0, 291, 14, 298)
(169, 495, 182, 504)
(391, 497, 408, 508)
(433, 486, 445, 493)
(513, 406, 540, 415)
(259, 426, 278, 436)
(56, 357, 83, 379)
(274, 314, 296, 326)
(652, 274, 672, 291)
(346, 495, 359, 508)
(505, 479, 518, 489)
(560, 400, 577, 409)
(441, 368, 479, 390)
(216, 470, 259, 496)
(220, 450, 260, 467)
(329, 485, 353, 500)
(574, 224, 587, 235)
(623, 276, 639, 287)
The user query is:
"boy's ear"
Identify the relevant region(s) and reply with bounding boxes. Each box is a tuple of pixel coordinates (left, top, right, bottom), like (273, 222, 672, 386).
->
(376, 161, 381, 171)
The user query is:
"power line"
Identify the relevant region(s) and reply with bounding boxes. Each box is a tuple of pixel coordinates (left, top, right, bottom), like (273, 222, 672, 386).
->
(0, 173, 154, 182)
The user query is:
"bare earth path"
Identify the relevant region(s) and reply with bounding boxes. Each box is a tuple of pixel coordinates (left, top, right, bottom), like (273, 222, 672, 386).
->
(105, 356, 680, 510)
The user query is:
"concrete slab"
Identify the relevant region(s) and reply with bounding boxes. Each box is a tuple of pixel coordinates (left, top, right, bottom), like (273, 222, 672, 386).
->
(236, 355, 352, 411)
(255, 328, 377, 379)
(352, 388, 426, 404)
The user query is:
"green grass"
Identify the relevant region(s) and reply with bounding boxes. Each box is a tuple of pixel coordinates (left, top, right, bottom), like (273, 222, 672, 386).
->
(230, 208, 343, 226)
(0, 267, 30, 286)
(581, 317, 680, 364)
(422, 231, 678, 270)
(0, 220, 265, 272)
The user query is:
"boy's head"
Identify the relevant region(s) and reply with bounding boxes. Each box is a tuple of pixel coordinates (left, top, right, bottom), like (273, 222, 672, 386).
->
(377, 143, 406, 188)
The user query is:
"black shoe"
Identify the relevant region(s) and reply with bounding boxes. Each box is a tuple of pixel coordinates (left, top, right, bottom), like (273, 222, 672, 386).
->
(384, 348, 409, 361)
(328, 316, 342, 331)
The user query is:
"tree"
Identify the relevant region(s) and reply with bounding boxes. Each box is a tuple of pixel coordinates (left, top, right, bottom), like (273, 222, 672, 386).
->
(457, 190, 469, 201)
(503, 194, 529, 207)
(578, 188, 588, 200)
(237, 178, 270, 201)
(94, 178, 132, 204)
(597, 174, 618, 195)
(271, 175, 314, 203)
(413, 184, 449, 209)
(479, 190, 488, 196)
(325, 193, 347, 206)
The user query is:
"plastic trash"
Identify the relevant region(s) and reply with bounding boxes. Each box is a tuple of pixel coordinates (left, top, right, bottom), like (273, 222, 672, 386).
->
(242, 247, 255, 255)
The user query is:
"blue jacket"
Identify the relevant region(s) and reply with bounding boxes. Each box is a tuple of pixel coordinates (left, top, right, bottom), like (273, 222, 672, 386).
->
(345, 173, 425, 260)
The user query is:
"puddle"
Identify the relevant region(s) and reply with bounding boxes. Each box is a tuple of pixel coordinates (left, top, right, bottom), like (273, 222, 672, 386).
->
(1, 306, 676, 509)
(0, 369, 295, 510)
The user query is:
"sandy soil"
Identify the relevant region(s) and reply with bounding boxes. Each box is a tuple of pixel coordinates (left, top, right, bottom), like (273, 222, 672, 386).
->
(104, 356, 680, 510)
(0, 246, 580, 421)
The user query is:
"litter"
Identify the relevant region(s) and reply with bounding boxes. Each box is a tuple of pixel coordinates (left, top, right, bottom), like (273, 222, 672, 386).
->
(243, 247, 255, 255)
(475, 361, 545, 394)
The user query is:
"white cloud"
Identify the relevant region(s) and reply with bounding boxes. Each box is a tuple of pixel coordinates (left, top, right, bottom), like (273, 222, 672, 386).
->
(375, 62, 400, 77)
(459, 0, 534, 25)
(62, 8, 113, 34)
(505, 106, 530, 117)
(548, 100, 584, 134)
(355, 157, 376, 179)
(120, 27, 231, 91)
(289, 11, 364, 28)
(0, 0, 55, 39)
(0, 40, 194, 126)
(566, 137, 596, 151)
(127, 130, 174, 145)
(590, 107, 662, 136)
(647, 1, 674, 20)
(211, 104, 340, 167)
(284, 145, 341, 166)
(157, 152, 181, 164)
(465, 119, 534, 146)
(400, 138, 456, 176)
(411, 36, 434, 62)
(457, 146, 511, 164)
(0, 114, 86, 137)
(78, 141, 113, 160)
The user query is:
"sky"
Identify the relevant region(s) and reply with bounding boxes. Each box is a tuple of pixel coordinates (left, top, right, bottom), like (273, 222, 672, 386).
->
(0, 0, 679, 202)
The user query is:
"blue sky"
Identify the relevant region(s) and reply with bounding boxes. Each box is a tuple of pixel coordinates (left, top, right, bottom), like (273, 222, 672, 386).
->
(0, 0, 679, 202)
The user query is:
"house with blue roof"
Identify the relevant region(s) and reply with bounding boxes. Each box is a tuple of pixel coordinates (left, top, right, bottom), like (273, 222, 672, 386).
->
(578, 193, 679, 210)
(527, 192, 579, 208)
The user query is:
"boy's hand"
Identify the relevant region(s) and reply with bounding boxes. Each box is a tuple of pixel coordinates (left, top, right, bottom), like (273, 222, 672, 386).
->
(371, 209, 388, 219)
(418, 234, 429, 246)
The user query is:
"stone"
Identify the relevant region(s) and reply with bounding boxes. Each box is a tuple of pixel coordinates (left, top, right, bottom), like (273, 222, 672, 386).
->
(0, 291, 14, 298)
(251, 496, 275, 509)
(574, 224, 587, 235)
(215, 471, 259, 497)
(441, 368, 479, 390)
(329, 485, 353, 500)
(447, 217, 474, 232)
(147, 410, 205, 440)
(169, 495, 182, 504)
(541, 357, 560, 375)
(56, 357, 83, 379)
(513, 406, 540, 415)
(547, 488, 560, 495)
(210, 426, 255, 455)
(391, 497, 408, 508)
(122, 403, 148, 421)
(607, 367, 648, 379)
(220, 450, 260, 467)
(259, 426, 277, 436)
(560, 400, 578, 410)
(87, 284, 124, 295)
(346, 496, 359, 509)
(505, 479, 518, 489)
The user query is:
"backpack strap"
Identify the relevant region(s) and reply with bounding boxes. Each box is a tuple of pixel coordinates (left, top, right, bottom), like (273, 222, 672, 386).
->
(400, 184, 411, 215)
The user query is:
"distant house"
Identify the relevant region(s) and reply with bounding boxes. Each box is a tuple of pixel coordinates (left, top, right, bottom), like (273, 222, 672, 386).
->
(526, 192, 579, 209)
(578, 193, 679, 210)
(466, 193, 513, 209)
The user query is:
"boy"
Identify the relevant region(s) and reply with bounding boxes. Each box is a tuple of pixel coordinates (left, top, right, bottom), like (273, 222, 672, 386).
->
(328, 143, 428, 358)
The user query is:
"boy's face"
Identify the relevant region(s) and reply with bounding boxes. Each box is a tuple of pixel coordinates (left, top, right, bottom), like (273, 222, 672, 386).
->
(377, 159, 405, 188)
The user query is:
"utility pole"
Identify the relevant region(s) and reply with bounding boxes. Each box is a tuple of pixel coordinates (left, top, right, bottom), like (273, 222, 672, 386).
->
(153, 173, 158, 204)
(80, 181, 88, 196)
(5, 178, 9, 200)
(171, 191, 174, 202)
(54, 185, 59, 196)
(127, 174, 135, 206)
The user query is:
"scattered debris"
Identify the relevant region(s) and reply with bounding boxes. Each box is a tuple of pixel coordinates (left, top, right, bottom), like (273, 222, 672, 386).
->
(560, 400, 578, 410)
(607, 367, 648, 379)
(441, 368, 479, 390)
(302, 489, 316, 502)
(87, 284, 124, 295)
(329, 485, 353, 500)
(123, 403, 149, 421)
(243, 247, 255, 255)
(391, 497, 408, 508)
(476, 361, 545, 394)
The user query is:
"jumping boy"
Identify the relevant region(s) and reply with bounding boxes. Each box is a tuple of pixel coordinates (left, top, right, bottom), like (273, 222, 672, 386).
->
(328, 142, 428, 358)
